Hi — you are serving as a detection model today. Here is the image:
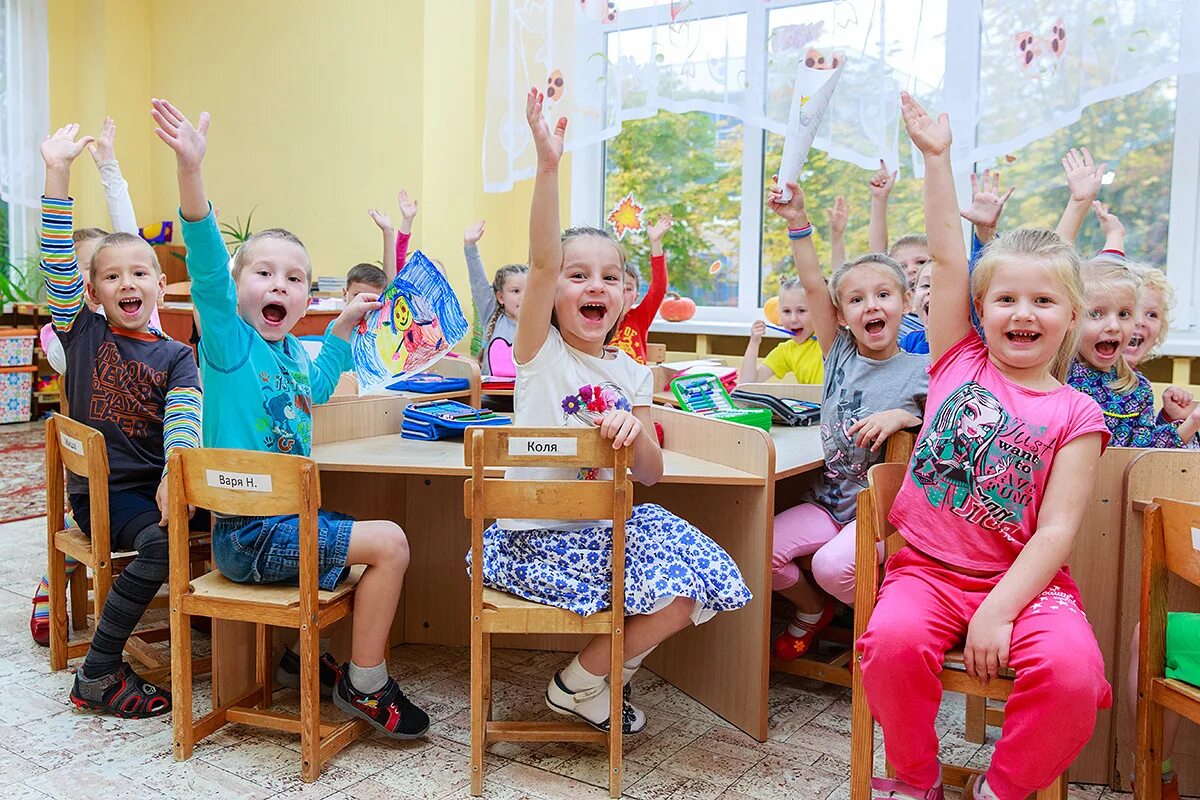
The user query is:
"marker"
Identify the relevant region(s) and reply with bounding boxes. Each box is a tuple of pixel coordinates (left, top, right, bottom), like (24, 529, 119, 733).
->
(764, 322, 798, 336)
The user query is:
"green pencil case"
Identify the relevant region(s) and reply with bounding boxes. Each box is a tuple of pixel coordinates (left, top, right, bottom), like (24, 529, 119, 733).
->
(1166, 611, 1200, 688)
(670, 374, 772, 431)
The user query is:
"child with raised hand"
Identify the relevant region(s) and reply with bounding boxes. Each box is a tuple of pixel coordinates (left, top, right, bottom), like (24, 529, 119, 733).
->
(765, 176, 927, 661)
(866, 158, 896, 255)
(152, 98, 429, 740)
(392, 189, 419, 276)
(468, 88, 751, 735)
(739, 278, 823, 384)
(40, 124, 202, 718)
(612, 213, 672, 364)
(1055, 146, 1107, 244)
(1092, 200, 1127, 259)
(857, 93, 1112, 800)
(463, 219, 527, 377)
(1066, 260, 1200, 446)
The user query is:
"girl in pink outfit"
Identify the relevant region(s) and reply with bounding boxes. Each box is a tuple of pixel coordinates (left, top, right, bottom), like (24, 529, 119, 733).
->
(857, 94, 1112, 800)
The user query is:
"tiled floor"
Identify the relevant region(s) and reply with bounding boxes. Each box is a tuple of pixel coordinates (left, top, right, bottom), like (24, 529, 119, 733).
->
(0, 515, 1140, 799)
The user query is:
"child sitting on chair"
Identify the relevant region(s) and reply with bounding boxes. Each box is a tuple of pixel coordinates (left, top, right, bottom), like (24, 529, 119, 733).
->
(40, 124, 201, 718)
(154, 98, 429, 740)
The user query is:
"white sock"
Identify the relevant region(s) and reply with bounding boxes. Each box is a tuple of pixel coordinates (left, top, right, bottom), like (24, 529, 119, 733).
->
(620, 646, 656, 687)
(348, 660, 387, 695)
(974, 776, 999, 800)
(560, 655, 606, 693)
(786, 608, 824, 638)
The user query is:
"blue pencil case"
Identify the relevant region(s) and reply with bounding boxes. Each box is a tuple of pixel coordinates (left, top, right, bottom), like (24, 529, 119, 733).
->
(400, 399, 510, 441)
(387, 373, 470, 393)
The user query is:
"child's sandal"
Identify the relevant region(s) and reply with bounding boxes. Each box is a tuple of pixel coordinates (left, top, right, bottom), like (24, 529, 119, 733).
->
(69, 662, 171, 719)
(772, 598, 836, 661)
(870, 777, 945, 800)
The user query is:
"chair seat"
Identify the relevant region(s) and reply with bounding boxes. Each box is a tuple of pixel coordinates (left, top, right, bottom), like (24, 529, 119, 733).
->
(945, 649, 1017, 679)
(481, 587, 613, 634)
(56, 527, 211, 564)
(1155, 677, 1200, 721)
(186, 565, 364, 609)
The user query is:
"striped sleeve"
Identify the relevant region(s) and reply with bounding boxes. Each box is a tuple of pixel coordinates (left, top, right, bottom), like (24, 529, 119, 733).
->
(39, 197, 84, 332)
(162, 386, 202, 475)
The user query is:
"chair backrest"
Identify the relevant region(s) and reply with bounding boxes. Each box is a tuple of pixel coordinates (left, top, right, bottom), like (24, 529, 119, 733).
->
(852, 462, 907, 632)
(167, 449, 323, 607)
(1152, 496, 1200, 589)
(883, 430, 916, 467)
(463, 427, 633, 617)
(45, 413, 111, 552)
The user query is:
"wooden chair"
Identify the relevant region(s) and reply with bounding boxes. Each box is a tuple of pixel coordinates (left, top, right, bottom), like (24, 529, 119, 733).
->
(849, 462, 1068, 800)
(167, 448, 369, 782)
(464, 427, 632, 798)
(645, 343, 667, 364)
(45, 413, 208, 682)
(1135, 498, 1200, 799)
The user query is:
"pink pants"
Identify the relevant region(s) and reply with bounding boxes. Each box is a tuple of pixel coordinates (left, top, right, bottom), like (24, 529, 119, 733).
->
(772, 502, 877, 604)
(857, 547, 1111, 800)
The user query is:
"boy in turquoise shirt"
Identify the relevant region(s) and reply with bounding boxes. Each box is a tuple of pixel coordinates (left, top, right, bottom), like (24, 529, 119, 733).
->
(154, 98, 428, 739)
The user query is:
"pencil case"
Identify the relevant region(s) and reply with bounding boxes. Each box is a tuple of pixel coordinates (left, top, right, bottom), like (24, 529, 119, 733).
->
(387, 373, 470, 393)
(1166, 611, 1200, 688)
(729, 389, 821, 427)
(401, 399, 510, 441)
(670, 374, 772, 431)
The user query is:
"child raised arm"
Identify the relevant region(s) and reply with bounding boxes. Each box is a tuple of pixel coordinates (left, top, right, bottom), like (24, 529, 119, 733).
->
(1092, 201, 1126, 256)
(827, 195, 848, 268)
(393, 189, 418, 272)
(1055, 147, 1106, 243)
(867, 160, 896, 253)
(767, 179, 838, 356)
(39, 124, 95, 333)
(367, 208, 398, 279)
(960, 168, 1014, 245)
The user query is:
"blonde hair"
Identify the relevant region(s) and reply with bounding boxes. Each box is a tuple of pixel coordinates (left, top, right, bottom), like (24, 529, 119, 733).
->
(972, 229, 1083, 383)
(889, 234, 928, 256)
(1079, 259, 1140, 393)
(828, 253, 908, 308)
(232, 228, 313, 283)
(88, 232, 159, 282)
(1127, 262, 1174, 358)
(778, 275, 805, 297)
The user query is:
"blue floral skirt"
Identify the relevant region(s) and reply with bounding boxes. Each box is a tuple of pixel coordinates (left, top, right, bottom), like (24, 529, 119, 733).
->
(466, 503, 752, 622)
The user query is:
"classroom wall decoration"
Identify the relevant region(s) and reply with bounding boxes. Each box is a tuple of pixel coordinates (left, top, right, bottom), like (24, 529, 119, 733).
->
(350, 251, 469, 396)
(483, 0, 1200, 191)
(606, 192, 645, 239)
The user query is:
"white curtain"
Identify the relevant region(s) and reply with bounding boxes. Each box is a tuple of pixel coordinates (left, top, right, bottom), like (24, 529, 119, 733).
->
(483, 0, 1200, 192)
(0, 0, 49, 262)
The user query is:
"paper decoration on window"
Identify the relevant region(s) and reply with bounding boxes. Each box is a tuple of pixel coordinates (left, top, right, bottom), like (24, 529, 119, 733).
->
(777, 59, 845, 202)
(350, 251, 469, 396)
(607, 193, 645, 240)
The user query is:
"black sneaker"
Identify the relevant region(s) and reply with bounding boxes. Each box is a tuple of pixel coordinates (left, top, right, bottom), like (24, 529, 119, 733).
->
(545, 671, 646, 735)
(332, 671, 430, 739)
(70, 662, 171, 719)
(275, 649, 343, 698)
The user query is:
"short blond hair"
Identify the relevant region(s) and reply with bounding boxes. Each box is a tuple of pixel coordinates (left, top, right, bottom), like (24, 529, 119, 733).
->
(1127, 262, 1174, 357)
(973, 229, 1083, 383)
(89, 232, 160, 282)
(1080, 259, 1140, 393)
(232, 228, 312, 283)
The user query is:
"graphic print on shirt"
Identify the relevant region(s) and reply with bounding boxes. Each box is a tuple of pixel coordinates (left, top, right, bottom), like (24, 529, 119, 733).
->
(610, 326, 642, 363)
(815, 387, 872, 510)
(90, 341, 166, 437)
(910, 382, 1053, 543)
(559, 381, 633, 480)
(257, 368, 313, 454)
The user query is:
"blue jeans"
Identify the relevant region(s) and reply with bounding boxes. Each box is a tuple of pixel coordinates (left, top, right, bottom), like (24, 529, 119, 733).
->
(212, 510, 355, 591)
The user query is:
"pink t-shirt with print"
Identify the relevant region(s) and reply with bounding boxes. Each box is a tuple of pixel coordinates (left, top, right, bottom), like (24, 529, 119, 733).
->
(889, 330, 1109, 574)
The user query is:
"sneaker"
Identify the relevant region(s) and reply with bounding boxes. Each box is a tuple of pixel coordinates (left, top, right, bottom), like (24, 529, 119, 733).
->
(274, 648, 343, 697)
(773, 599, 836, 661)
(332, 671, 429, 739)
(30, 596, 52, 648)
(545, 671, 646, 735)
(874, 776, 945, 799)
(69, 662, 171, 719)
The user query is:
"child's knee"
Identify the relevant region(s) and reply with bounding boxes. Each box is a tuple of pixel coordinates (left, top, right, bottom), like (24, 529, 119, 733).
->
(858, 618, 930, 679)
(353, 520, 410, 570)
(660, 596, 695, 630)
(810, 545, 855, 604)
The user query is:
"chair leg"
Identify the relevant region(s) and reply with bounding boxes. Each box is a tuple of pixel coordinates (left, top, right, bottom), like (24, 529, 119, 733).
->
(171, 606, 195, 762)
(849, 651, 875, 800)
(1135, 697, 1165, 800)
(298, 621, 321, 783)
(1035, 773, 1069, 800)
(965, 695, 986, 744)
(68, 562, 88, 631)
(470, 624, 486, 796)
(49, 546, 69, 671)
(608, 626, 623, 799)
(255, 624, 273, 707)
(481, 632, 493, 720)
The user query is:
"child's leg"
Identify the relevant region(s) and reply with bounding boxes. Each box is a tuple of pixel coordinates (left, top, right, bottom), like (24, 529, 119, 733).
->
(772, 503, 842, 613)
(857, 554, 968, 791)
(1126, 623, 1182, 781)
(983, 587, 1111, 800)
(576, 596, 694, 676)
(31, 556, 81, 643)
(343, 520, 410, 676)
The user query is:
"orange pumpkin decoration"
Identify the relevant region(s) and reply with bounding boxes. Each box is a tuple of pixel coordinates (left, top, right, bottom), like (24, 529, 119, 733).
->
(764, 296, 781, 325)
(660, 293, 697, 322)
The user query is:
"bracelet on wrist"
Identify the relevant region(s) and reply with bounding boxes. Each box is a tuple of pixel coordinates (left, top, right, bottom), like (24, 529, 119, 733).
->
(787, 224, 814, 240)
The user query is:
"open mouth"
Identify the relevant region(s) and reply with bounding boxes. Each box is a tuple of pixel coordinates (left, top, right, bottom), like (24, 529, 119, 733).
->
(1094, 339, 1120, 359)
(118, 298, 143, 317)
(1006, 330, 1040, 344)
(864, 319, 886, 335)
(262, 303, 288, 325)
(580, 303, 607, 323)
(1126, 335, 1144, 351)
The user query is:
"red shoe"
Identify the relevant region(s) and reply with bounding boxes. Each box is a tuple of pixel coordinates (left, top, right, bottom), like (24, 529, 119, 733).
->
(30, 596, 53, 648)
(1162, 771, 1181, 800)
(773, 599, 835, 661)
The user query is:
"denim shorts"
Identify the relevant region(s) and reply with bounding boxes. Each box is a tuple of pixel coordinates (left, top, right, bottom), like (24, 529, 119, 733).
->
(212, 510, 355, 591)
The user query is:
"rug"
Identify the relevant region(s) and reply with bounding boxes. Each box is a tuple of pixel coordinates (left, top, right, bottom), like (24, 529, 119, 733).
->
(0, 422, 45, 524)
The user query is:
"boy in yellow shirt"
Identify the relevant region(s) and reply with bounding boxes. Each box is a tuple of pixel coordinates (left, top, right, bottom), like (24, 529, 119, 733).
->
(740, 277, 824, 384)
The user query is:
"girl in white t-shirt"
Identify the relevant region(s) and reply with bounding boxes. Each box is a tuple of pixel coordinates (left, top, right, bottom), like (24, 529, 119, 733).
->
(467, 88, 751, 735)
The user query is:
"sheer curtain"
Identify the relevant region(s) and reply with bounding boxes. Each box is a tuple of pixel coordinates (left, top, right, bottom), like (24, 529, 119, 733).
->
(483, 0, 1200, 192)
(0, 0, 49, 263)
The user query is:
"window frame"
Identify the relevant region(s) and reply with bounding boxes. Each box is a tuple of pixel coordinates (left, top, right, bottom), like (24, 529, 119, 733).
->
(574, 0, 1200, 351)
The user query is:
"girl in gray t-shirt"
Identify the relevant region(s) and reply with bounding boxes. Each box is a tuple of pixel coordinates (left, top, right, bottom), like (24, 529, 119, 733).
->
(767, 180, 929, 662)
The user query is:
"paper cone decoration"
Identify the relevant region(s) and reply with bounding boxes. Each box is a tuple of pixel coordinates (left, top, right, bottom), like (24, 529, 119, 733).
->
(777, 59, 845, 202)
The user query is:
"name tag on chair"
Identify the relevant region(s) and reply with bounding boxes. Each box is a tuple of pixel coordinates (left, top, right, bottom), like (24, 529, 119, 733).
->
(206, 469, 273, 492)
(60, 433, 84, 456)
(508, 437, 577, 456)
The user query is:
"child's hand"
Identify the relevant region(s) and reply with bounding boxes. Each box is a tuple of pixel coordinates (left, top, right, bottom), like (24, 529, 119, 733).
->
(848, 409, 919, 452)
(767, 177, 807, 225)
(827, 196, 848, 237)
(40, 124, 95, 170)
(397, 189, 419, 223)
(1061, 147, 1106, 203)
(960, 169, 1015, 231)
(367, 208, 394, 232)
(1162, 386, 1196, 422)
(901, 92, 951, 157)
(867, 161, 896, 201)
(647, 213, 673, 245)
(749, 320, 766, 342)
(1092, 201, 1124, 239)
(151, 98, 210, 174)
(964, 605, 1013, 686)
(526, 87, 567, 170)
(89, 116, 117, 163)
(332, 292, 384, 340)
(464, 219, 487, 246)
(597, 409, 642, 449)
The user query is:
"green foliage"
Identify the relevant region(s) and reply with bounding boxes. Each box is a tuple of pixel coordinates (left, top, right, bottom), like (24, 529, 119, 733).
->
(220, 207, 257, 253)
(0, 202, 37, 304)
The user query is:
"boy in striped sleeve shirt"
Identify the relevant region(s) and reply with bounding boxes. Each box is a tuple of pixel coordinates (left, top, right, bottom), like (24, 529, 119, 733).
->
(40, 123, 201, 719)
